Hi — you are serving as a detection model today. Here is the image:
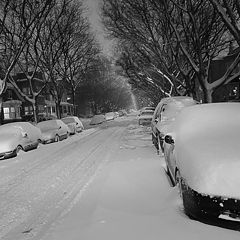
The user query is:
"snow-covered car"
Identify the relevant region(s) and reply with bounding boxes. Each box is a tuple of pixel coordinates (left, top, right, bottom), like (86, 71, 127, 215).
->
(151, 96, 197, 153)
(118, 109, 127, 116)
(164, 103, 240, 220)
(61, 116, 84, 134)
(0, 122, 41, 159)
(105, 112, 115, 121)
(138, 109, 154, 126)
(36, 119, 69, 144)
(90, 114, 106, 125)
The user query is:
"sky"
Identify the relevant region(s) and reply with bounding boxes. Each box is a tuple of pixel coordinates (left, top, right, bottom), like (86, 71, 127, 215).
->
(84, 0, 114, 56)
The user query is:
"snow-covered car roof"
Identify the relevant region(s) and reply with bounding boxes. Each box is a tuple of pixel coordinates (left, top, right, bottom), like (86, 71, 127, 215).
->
(36, 119, 66, 131)
(172, 102, 240, 199)
(90, 114, 106, 125)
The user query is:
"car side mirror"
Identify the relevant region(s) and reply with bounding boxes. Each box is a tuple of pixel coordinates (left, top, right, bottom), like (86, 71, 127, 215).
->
(22, 132, 28, 138)
(165, 135, 174, 144)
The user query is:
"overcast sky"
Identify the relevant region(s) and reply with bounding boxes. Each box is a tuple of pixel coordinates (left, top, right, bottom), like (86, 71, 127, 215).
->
(84, 0, 113, 56)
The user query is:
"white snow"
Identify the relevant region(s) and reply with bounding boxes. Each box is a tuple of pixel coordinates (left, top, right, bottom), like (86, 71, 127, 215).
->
(0, 114, 239, 240)
(173, 103, 240, 198)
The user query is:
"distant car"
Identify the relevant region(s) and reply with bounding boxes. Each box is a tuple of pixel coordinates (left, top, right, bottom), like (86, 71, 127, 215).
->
(105, 112, 115, 121)
(151, 96, 197, 153)
(0, 122, 41, 159)
(61, 116, 84, 134)
(164, 103, 240, 220)
(36, 119, 69, 144)
(138, 109, 154, 126)
(90, 114, 106, 125)
(118, 109, 127, 116)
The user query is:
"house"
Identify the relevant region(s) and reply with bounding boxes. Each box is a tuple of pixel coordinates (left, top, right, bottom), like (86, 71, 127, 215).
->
(0, 72, 74, 124)
(1, 83, 23, 123)
(209, 48, 240, 102)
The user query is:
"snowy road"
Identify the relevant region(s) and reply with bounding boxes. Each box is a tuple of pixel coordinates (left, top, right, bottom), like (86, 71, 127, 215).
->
(0, 115, 239, 240)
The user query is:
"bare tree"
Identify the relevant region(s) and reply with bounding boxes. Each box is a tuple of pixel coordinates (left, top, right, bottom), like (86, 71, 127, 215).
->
(102, 0, 239, 102)
(56, 1, 101, 115)
(0, 0, 56, 122)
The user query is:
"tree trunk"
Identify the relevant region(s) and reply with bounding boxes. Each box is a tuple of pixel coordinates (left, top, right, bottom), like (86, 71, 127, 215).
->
(56, 100, 61, 119)
(71, 88, 76, 115)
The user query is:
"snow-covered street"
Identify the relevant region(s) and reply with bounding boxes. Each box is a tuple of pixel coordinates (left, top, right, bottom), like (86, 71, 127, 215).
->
(0, 115, 239, 240)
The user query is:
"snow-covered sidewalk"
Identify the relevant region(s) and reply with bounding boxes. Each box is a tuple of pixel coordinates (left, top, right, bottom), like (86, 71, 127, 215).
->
(41, 124, 240, 240)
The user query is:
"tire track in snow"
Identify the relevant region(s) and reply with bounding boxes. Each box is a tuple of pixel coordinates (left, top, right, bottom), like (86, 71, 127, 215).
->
(0, 127, 124, 240)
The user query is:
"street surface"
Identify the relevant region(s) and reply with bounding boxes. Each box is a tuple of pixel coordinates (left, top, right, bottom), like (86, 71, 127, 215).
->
(0, 115, 239, 240)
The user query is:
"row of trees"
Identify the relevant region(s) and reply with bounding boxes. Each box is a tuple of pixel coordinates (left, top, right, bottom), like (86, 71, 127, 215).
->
(0, 0, 101, 121)
(101, 0, 240, 103)
(76, 56, 133, 115)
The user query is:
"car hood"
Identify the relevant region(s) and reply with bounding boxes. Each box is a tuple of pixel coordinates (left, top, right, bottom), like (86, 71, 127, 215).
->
(176, 134, 240, 199)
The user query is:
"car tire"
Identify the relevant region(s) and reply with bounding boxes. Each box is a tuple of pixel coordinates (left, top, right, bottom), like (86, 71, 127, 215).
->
(54, 135, 60, 142)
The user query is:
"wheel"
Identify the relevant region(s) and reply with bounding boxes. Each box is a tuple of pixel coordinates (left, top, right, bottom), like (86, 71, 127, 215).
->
(54, 135, 60, 142)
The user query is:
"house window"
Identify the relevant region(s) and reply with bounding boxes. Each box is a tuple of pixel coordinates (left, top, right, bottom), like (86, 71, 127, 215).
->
(3, 108, 10, 119)
(3, 107, 19, 119)
(24, 106, 33, 115)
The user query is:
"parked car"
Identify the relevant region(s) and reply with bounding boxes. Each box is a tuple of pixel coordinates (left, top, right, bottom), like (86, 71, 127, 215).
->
(138, 109, 154, 126)
(105, 112, 115, 121)
(118, 109, 128, 117)
(36, 119, 69, 144)
(164, 103, 240, 220)
(90, 114, 106, 125)
(151, 96, 197, 153)
(0, 122, 41, 159)
(61, 116, 84, 134)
